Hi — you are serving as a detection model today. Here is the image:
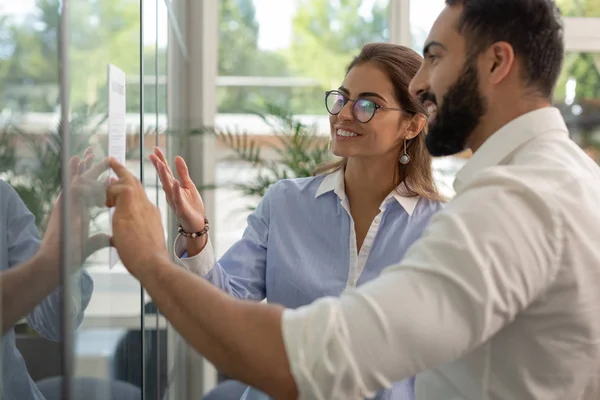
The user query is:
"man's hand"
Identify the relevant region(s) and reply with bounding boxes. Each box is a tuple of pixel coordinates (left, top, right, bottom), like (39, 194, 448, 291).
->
(1, 149, 111, 332)
(38, 149, 111, 272)
(105, 157, 170, 278)
(104, 159, 297, 400)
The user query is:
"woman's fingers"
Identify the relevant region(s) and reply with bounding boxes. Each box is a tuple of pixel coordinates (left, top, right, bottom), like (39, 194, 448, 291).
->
(172, 179, 183, 208)
(151, 147, 177, 182)
(153, 147, 172, 174)
(174, 156, 195, 188)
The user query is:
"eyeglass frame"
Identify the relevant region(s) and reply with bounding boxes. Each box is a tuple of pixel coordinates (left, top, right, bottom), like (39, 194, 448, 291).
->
(324, 90, 407, 123)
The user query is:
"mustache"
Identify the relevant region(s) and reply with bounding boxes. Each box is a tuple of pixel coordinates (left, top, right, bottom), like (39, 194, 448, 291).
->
(419, 92, 437, 105)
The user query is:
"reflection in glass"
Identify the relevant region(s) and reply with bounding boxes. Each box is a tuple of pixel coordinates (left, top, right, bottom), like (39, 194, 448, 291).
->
(62, 0, 143, 398)
(0, 1, 71, 399)
(141, 0, 170, 398)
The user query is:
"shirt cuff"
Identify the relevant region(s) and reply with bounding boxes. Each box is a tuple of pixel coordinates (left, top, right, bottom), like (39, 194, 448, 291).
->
(173, 233, 215, 276)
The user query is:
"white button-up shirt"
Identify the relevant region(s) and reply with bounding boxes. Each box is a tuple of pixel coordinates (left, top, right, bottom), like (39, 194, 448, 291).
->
(281, 107, 600, 400)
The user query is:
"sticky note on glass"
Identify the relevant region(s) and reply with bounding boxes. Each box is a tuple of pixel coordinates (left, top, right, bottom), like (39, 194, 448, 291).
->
(107, 64, 126, 269)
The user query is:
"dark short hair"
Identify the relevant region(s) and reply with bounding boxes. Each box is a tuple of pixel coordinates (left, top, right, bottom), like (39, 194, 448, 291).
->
(446, 0, 564, 98)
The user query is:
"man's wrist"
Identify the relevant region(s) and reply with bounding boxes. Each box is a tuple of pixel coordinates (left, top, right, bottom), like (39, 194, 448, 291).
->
(135, 252, 174, 286)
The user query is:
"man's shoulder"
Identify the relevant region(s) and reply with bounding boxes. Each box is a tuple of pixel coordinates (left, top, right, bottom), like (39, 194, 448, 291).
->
(455, 159, 600, 228)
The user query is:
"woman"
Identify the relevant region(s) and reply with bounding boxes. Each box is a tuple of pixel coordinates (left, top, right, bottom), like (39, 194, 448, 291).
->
(150, 43, 444, 400)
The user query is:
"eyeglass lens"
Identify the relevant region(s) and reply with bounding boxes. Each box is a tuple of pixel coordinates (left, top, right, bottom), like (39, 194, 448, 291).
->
(326, 91, 377, 123)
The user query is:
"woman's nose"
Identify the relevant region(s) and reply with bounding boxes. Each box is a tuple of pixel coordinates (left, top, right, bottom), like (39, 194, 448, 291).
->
(337, 101, 355, 122)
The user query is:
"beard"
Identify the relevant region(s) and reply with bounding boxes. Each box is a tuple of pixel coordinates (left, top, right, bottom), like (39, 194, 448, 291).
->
(423, 60, 488, 157)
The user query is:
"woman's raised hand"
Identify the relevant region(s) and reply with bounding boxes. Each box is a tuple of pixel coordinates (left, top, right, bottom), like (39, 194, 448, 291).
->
(149, 146, 207, 233)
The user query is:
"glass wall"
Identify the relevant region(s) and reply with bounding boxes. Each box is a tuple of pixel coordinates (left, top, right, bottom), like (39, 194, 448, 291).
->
(0, 0, 172, 398)
(0, 1, 67, 397)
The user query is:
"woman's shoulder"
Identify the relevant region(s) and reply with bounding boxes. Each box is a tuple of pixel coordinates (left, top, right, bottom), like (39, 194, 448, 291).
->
(413, 196, 446, 217)
(264, 175, 329, 201)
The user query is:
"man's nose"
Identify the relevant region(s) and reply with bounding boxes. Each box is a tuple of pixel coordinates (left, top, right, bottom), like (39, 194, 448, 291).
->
(409, 67, 428, 99)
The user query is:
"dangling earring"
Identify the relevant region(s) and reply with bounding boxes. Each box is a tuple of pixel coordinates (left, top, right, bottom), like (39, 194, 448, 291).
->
(399, 139, 410, 164)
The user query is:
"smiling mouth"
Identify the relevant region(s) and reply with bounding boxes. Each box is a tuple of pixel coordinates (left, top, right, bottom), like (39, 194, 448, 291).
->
(335, 129, 361, 138)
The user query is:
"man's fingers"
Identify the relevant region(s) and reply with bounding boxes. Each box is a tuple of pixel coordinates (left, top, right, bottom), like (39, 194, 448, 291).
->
(174, 156, 195, 187)
(68, 156, 81, 181)
(73, 178, 107, 208)
(82, 157, 110, 181)
(83, 233, 112, 259)
(105, 177, 145, 208)
(83, 150, 94, 172)
(105, 181, 131, 208)
(77, 159, 85, 176)
(73, 150, 95, 178)
(108, 157, 131, 179)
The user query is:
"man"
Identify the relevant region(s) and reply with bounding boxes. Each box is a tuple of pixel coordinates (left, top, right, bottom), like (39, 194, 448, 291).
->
(106, 0, 600, 399)
(0, 152, 107, 399)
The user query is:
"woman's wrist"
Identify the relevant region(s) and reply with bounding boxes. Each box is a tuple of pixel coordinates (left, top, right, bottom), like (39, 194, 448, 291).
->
(178, 217, 208, 237)
(185, 235, 208, 257)
(178, 217, 209, 257)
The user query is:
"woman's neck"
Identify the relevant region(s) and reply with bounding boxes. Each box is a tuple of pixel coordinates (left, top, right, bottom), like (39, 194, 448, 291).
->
(344, 155, 399, 209)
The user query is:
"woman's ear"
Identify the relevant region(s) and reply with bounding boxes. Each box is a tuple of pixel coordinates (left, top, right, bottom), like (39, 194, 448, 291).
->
(405, 114, 427, 140)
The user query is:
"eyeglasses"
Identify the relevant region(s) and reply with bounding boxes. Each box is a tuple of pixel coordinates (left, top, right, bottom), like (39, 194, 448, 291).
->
(325, 90, 404, 123)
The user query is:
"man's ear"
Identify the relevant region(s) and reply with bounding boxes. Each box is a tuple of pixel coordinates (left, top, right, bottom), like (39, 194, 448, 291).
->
(484, 41, 515, 85)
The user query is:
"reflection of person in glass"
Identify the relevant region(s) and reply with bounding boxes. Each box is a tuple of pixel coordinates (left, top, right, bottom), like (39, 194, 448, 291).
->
(0, 151, 106, 400)
(151, 43, 445, 400)
(107, 1, 600, 399)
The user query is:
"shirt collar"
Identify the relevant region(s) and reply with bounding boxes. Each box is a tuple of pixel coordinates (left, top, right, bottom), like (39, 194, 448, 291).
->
(453, 107, 569, 192)
(315, 168, 419, 216)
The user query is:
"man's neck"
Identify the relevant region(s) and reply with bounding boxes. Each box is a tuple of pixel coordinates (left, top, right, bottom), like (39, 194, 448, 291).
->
(468, 99, 552, 153)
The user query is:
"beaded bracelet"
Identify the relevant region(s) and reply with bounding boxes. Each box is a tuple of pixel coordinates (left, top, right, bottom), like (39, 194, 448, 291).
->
(177, 217, 209, 238)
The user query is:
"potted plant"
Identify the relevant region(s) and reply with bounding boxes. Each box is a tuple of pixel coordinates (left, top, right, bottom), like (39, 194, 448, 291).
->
(195, 104, 332, 209)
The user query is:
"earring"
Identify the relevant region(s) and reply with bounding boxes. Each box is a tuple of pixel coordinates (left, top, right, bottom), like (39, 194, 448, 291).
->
(399, 139, 410, 164)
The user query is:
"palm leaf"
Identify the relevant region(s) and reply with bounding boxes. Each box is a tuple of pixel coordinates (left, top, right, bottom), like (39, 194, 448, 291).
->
(211, 103, 333, 210)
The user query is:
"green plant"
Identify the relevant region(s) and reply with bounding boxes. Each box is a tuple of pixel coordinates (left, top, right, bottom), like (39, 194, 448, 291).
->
(198, 104, 332, 207)
(0, 104, 108, 233)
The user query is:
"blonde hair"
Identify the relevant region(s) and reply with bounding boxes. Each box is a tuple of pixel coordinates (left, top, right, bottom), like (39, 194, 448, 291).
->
(314, 43, 445, 203)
